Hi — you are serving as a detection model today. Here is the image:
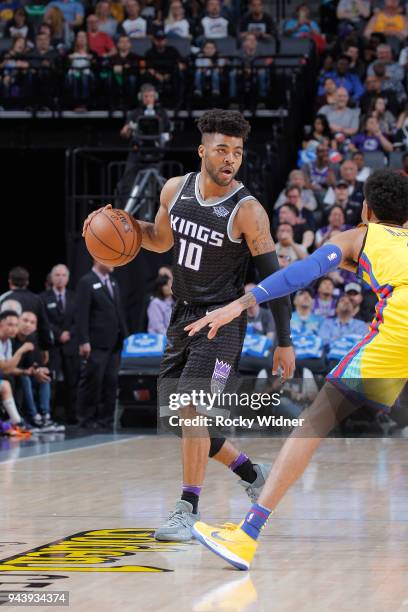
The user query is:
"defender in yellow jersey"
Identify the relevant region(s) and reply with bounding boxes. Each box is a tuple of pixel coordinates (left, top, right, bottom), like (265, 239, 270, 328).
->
(187, 169, 408, 570)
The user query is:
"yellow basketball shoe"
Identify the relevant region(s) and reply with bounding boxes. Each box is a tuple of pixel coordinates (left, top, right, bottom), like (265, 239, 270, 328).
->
(192, 521, 257, 570)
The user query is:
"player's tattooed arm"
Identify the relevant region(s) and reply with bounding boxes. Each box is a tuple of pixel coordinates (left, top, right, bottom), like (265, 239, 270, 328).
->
(234, 199, 275, 255)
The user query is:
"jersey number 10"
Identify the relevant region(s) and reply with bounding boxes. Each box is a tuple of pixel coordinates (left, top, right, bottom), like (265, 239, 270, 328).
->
(177, 238, 202, 271)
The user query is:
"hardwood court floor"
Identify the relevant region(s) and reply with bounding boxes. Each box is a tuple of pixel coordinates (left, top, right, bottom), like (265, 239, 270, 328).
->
(1, 435, 408, 611)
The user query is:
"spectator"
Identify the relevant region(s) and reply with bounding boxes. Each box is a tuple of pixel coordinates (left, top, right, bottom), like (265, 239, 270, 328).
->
(315, 204, 352, 248)
(194, 40, 223, 97)
(323, 179, 362, 225)
(344, 43, 366, 80)
(275, 223, 307, 263)
(145, 29, 184, 89)
(278, 203, 315, 251)
(65, 31, 96, 112)
(111, 34, 140, 98)
(238, 32, 271, 99)
(164, 1, 191, 38)
(95, 0, 118, 38)
(337, 0, 370, 34)
(46, 0, 84, 30)
(43, 6, 74, 50)
(239, 0, 275, 40)
(283, 3, 321, 39)
(119, 0, 148, 38)
(395, 103, 408, 148)
(318, 87, 360, 137)
(351, 150, 371, 181)
(4, 8, 34, 43)
(368, 95, 396, 135)
(360, 74, 398, 116)
(318, 55, 364, 103)
(313, 277, 337, 318)
(0, 0, 21, 30)
(26, 32, 58, 70)
(244, 283, 275, 339)
(315, 77, 337, 110)
(319, 295, 368, 347)
(367, 44, 404, 82)
(303, 143, 336, 196)
(87, 14, 116, 57)
(373, 61, 407, 108)
(111, 0, 125, 24)
(0, 36, 29, 101)
(344, 281, 374, 323)
(147, 274, 174, 334)
(291, 288, 323, 335)
(41, 264, 78, 425)
(303, 114, 332, 151)
(0, 267, 52, 357)
(324, 160, 364, 206)
(75, 260, 128, 430)
(0, 310, 33, 433)
(350, 115, 393, 153)
(14, 311, 62, 432)
(364, 0, 408, 41)
(199, 0, 234, 40)
(278, 184, 316, 230)
(275, 169, 317, 212)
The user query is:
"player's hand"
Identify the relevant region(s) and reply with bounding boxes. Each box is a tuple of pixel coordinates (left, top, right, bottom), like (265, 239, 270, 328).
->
(184, 301, 244, 339)
(82, 204, 112, 237)
(272, 346, 296, 381)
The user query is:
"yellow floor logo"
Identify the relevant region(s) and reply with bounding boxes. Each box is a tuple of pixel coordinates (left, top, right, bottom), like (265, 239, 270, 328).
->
(0, 529, 184, 573)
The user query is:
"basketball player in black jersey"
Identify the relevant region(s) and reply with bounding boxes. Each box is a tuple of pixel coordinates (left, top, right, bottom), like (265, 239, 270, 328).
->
(83, 109, 295, 542)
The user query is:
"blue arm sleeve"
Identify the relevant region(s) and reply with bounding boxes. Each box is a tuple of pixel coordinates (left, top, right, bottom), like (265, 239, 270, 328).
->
(251, 244, 343, 305)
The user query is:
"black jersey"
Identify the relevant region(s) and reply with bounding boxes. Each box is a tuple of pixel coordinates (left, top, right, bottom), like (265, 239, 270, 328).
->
(169, 172, 253, 305)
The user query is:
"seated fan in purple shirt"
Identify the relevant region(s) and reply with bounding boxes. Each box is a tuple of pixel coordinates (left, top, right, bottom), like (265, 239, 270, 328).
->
(147, 274, 175, 335)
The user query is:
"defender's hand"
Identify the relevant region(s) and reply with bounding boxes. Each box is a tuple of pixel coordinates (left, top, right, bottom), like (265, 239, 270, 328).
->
(82, 204, 112, 237)
(272, 345, 296, 381)
(184, 301, 244, 339)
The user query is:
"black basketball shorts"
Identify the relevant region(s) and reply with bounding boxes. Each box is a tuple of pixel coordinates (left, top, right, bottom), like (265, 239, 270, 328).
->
(158, 300, 247, 417)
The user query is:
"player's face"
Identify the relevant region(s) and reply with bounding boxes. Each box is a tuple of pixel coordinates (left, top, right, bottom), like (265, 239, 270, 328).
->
(199, 134, 244, 187)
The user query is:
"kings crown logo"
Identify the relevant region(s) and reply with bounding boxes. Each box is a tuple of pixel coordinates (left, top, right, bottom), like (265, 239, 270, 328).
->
(213, 206, 229, 218)
(211, 359, 232, 395)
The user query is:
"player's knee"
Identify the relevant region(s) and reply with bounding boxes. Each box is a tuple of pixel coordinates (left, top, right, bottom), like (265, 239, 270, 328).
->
(209, 436, 226, 457)
(159, 415, 182, 438)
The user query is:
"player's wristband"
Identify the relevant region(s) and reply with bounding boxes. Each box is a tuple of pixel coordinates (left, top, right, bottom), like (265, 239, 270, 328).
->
(252, 251, 292, 347)
(251, 244, 343, 305)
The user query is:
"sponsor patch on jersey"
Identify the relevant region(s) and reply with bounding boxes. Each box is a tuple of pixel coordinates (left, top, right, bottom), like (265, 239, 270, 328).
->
(211, 358, 232, 395)
(213, 205, 229, 218)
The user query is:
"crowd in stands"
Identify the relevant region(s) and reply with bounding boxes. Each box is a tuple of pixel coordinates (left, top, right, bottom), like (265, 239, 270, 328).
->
(0, 0, 286, 110)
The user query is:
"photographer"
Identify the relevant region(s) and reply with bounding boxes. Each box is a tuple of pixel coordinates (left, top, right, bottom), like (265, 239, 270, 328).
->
(116, 83, 171, 206)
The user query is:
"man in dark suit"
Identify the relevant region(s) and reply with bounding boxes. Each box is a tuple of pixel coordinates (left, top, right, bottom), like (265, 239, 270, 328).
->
(40, 264, 79, 424)
(0, 267, 52, 363)
(75, 260, 128, 429)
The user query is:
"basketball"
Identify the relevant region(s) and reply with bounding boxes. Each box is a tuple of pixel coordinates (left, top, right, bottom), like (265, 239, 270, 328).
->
(84, 208, 142, 267)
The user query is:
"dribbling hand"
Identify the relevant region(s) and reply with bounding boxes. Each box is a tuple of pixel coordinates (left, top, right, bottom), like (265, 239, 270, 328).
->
(82, 203, 112, 237)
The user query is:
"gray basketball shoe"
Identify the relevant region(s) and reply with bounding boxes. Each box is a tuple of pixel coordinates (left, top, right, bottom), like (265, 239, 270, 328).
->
(154, 500, 199, 542)
(238, 463, 271, 503)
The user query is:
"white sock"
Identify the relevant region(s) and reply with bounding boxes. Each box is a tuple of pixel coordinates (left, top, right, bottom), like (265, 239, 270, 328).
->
(3, 397, 21, 424)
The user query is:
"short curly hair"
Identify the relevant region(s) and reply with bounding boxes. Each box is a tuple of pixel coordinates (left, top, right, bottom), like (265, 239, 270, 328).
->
(197, 109, 251, 141)
(364, 169, 408, 225)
